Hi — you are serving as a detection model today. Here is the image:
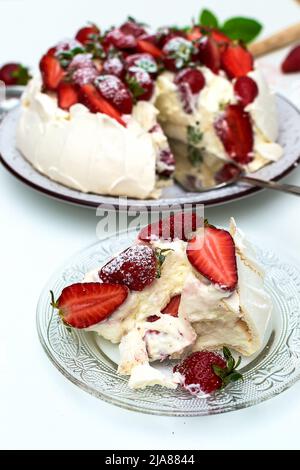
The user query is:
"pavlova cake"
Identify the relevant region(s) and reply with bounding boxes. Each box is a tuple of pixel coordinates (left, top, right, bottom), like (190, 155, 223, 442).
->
(51, 213, 272, 394)
(17, 15, 283, 199)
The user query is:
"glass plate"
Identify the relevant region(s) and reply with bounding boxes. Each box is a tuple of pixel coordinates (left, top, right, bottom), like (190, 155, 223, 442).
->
(37, 229, 300, 416)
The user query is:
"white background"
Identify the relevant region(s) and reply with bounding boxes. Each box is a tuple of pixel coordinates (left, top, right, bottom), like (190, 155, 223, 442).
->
(1, 0, 300, 450)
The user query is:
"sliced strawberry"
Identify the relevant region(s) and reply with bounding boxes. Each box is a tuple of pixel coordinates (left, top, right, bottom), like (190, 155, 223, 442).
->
(215, 163, 241, 184)
(234, 76, 258, 107)
(95, 75, 133, 114)
(0, 63, 31, 86)
(186, 26, 203, 42)
(120, 21, 146, 38)
(103, 28, 137, 50)
(75, 25, 100, 45)
(161, 294, 181, 316)
(136, 39, 163, 58)
(221, 44, 253, 79)
(186, 224, 238, 291)
(214, 104, 253, 164)
(79, 83, 126, 126)
(138, 212, 201, 243)
(174, 347, 242, 394)
(210, 29, 231, 45)
(57, 82, 79, 110)
(51, 283, 128, 329)
(99, 244, 157, 292)
(147, 294, 181, 322)
(281, 45, 300, 73)
(39, 54, 65, 91)
(197, 36, 220, 74)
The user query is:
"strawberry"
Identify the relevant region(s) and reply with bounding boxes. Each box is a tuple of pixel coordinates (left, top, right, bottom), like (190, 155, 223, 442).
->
(125, 53, 158, 76)
(136, 39, 163, 59)
(221, 43, 253, 79)
(120, 20, 146, 38)
(174, 347, 243, 394)
(75, 25, 100, 45)
(186, 26, 203, 42)
(95, 75, 133, 114)
(234, 76, 258, 107)
(210, 29, 231, 45)
(99, 244, 157, 292)
(215, 163, 241, 184)
(57, 82, 79, 110)
(147, 294, 181, 322)
(103, 57, 125, 78)
(0, 63, 31, 85)
(126, 69, 154, 101)
(162, 37, 194, 71)
(186, 222, 238, 291)
(214, 104, 254, 164)
(197, 36, 220, 74)
(138, 212, 201, 243)
(174, 68, 205, 94)
(51, 283, 128, 329)
(79, 83, 126, 126)
(281, 45, 300, 73)
(39, 54, 65, 91)
(103, 28, 137, 50)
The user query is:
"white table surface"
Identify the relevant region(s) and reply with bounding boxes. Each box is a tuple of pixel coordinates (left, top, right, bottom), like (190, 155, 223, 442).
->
(1, 0, 300, 451)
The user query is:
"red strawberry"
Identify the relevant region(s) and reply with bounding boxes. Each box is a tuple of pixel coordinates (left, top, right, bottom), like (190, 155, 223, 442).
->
(174, 347, 243, 394)
(187, 26, 203, 42)
(103, 28, 137, 50)
(99, 244, 157, 292)
(186, 223, 238, 291)
(147, 294, 181, 322)
(95, 75, 133, 114)
(163, 37, 194, 71)
(126, 68, 154, 101)
(136, 39, 163, 59)
(210, 29, 231, 45)
(75, 25, 100, 45)
(138, 212, 201, 243)
(125, 53, 158, 76)
(197, 36, 220, 74)
(57, 82, 79, 111)
(79, 83, 126, 126)
(0, 62, 31, 85)
(214, 104, 254, 164)
(234, 76, 258, 107)
(174, 68, 205, 94)
(51, 283, 128, 329)
(120, 21, 146, 38)
(39, 54, 65, 91)
(102, 57, 125, 78)
(281, 45, 300, 73)
(221, 44, 253, 79)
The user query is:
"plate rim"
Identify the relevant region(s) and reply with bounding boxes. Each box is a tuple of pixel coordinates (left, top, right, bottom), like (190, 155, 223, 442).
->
(36, 227, 300, 417)
(1, 94, 300, 210)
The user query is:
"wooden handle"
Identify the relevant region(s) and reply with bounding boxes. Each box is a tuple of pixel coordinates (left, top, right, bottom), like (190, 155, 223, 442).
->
(249, 22, 300, 57)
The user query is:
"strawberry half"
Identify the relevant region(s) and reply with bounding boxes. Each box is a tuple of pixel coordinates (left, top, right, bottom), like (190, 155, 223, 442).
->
(75, 25, 100, 45)
(186, 223, 238, 291)
(39, 54, 65, 91)
(282, 45, 300, 73)
(136, 39, 163, 58)
(99, 244, 157, 292)
(147, 294, 181, 322)
(57, 82, 79, 110)
(138, 212, 201, 243)
(51, 283, 128, 329)
(234, 76, 258, 107)
(174, 347, 243, 394)
(197, 36, 220, 74)
(79, 83, 126, 126)
(221, 44, 253, 79)
(0, 63, 31, 86)
(214, 104, 254, 164)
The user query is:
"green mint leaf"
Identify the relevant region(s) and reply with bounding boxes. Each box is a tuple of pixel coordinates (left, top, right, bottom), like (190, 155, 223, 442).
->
(188, 145, 203, 166)
(126, 74, 146, 100)
(187, 125, 203, 146)
(222, 17, 262, 44)
(200, 9, 219, 28)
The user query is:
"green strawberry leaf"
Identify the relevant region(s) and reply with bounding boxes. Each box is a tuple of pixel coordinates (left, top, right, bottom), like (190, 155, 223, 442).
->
(199, 9, 219, 29)
(222, 17, 262, 44)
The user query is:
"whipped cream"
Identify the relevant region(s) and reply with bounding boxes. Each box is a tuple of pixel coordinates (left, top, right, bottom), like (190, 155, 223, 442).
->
(16, 78, 161, 199)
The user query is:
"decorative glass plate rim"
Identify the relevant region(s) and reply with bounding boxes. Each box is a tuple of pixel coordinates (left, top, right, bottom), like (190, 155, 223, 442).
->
(36, 228, 300, 416)
(1, 94, 300, 210)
